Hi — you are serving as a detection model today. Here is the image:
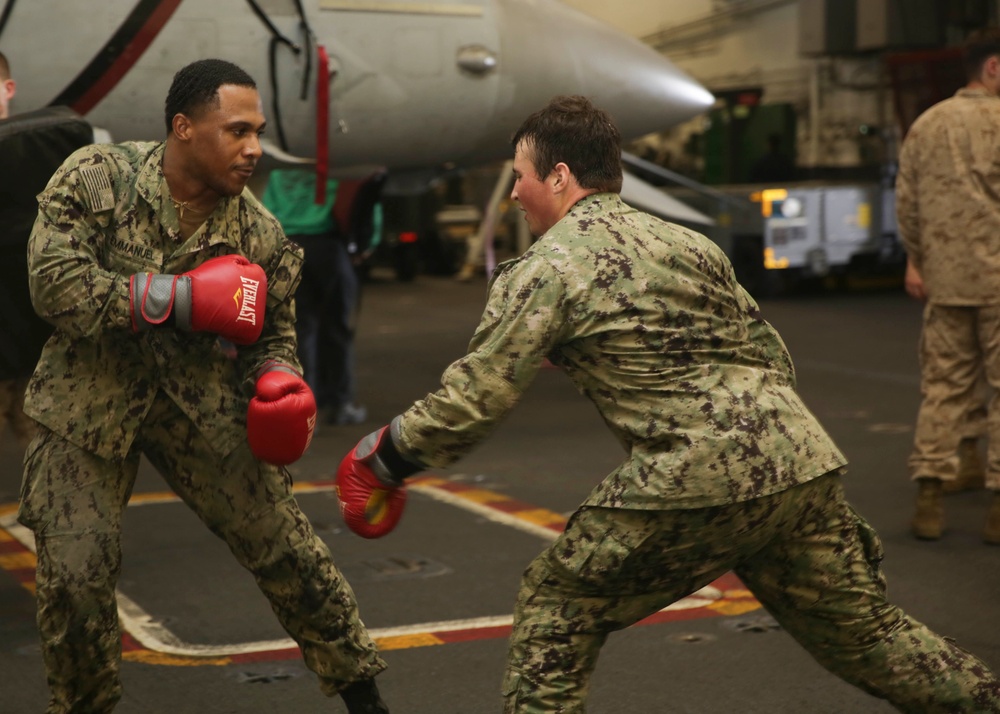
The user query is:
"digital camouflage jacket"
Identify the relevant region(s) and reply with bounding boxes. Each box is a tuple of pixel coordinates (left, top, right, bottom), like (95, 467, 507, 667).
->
(25, 141, 304, 461)
(396, 193, 846, 509)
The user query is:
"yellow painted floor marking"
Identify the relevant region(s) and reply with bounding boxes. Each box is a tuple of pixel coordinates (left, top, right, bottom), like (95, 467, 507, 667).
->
(510, 508, 566, 528)
(0, 477, 762, 663)
(123, 650, 232, 666)
(448, 488, 512, 505)
(0, 551, 36, 570)
(375, 633, 446, 651)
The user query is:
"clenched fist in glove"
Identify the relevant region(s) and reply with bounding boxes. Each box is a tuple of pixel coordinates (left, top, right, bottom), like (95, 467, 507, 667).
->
(247, 363, 317, 465)
(335, 422, 424, 538)
(130, 254, 267, 345)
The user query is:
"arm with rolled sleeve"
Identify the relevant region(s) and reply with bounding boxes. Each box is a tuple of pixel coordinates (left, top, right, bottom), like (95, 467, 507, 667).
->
(394, 256, 571, 468)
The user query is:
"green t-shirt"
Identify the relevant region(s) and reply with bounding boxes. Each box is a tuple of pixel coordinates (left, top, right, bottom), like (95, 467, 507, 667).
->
(261, 169, 338, 236)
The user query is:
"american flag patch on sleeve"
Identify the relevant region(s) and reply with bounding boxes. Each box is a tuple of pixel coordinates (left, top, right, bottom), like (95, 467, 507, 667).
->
(79, 165, 115, 212)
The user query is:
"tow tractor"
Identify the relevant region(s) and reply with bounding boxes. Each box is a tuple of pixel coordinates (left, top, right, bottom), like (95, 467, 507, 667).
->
(747, 181, 903, 294)
(627, 153, 905, 297)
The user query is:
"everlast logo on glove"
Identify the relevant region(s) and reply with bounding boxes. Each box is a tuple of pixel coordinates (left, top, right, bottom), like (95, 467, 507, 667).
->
(130, 255, 267, 344)
(305, 412, 317, 450)
(234, 276, 261, 325)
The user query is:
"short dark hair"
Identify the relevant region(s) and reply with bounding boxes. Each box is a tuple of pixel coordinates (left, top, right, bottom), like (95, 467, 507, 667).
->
(511, 95, 623, 193)
(0, 51, 10, 81)
(164, 59, 256, 134)
(963, 27, 1000, 80)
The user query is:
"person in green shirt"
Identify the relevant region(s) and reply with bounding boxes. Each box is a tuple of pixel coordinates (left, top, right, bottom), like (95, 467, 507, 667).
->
(263, 169, 370, 424)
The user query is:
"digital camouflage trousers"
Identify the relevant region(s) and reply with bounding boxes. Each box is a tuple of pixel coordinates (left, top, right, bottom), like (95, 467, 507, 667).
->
(18, 393, 385, 714)
(503, 472, 1000, 713)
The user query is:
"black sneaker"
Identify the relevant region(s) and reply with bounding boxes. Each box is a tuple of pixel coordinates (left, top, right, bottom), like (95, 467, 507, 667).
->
(340, 678, 389, 714)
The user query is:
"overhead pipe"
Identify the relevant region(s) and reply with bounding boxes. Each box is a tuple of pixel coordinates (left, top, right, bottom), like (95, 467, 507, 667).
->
(642, 0, 798, 52)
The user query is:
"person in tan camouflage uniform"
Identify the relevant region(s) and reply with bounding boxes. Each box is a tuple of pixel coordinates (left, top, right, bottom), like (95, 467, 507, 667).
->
(905, 257, 989, 495)
(897, 28, 1000, 543)
(18, 59, 389, 714)
(335, 95, 1000, 713)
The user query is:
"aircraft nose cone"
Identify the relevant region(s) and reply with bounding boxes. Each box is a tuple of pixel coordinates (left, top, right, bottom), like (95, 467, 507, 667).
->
(495, 0, 714, 139)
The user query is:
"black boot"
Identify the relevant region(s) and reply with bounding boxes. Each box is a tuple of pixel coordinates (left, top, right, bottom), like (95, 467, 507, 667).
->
(340, 679, 390, 714)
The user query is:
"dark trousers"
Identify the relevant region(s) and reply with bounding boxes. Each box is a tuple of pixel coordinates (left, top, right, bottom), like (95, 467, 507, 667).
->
(292, 234, 360, 411)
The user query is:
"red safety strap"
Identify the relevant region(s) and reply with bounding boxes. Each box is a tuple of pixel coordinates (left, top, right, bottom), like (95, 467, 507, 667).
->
(315, 45, 330, 205)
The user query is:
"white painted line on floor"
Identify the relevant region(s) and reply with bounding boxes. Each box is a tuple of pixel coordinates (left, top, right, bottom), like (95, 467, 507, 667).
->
(1, 488, 536, 657)
(0, 483, 725, 659)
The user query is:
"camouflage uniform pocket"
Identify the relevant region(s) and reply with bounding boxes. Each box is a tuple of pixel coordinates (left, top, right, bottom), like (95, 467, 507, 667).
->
(848, 504, 888, 595)
(501, 668, 524, 713)
(563, 508, 657, 590)
(267, 246, 304, 303)
(501, 667, 555, 714)
(573, 530, 633, 588)
(17, 426, 54, 530)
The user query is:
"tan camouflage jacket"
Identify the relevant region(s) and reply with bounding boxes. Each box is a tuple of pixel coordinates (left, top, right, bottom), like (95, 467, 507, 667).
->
(25, 141, 304, 461)
(897, 86, 1000, 305)
(396, 193, 846, 509)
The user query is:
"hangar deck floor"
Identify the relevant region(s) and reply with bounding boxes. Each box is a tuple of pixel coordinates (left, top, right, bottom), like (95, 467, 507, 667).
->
(2, 270, 997, 713)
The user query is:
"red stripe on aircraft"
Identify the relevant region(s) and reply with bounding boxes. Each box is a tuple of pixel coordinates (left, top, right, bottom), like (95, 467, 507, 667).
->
(71, 0, 184, 115)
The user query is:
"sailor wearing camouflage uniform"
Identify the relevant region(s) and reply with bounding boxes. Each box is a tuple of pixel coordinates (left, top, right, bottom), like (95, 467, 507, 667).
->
(334, 95, 1000, 713)
(897, 27, 1000, 544)
(18, 60, 389, 714)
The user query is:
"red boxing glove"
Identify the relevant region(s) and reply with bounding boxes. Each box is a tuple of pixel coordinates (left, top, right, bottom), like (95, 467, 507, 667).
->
(247, 363, 317, 465)
(336, 427, 410, 539)
(131, 255, 267, 345)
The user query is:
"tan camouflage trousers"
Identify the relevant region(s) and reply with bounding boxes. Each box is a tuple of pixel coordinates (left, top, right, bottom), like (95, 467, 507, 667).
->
(503, 473, 1000, 713)
(17, 393, 386, 714)
(910, 303, 1000, 488)
(963, 376, 990, 440)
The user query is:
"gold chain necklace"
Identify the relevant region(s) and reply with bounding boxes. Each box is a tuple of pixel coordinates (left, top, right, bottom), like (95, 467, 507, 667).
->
(170, 196, 217, 221)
